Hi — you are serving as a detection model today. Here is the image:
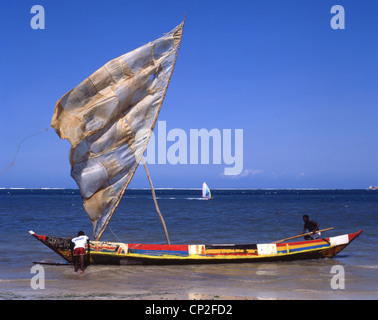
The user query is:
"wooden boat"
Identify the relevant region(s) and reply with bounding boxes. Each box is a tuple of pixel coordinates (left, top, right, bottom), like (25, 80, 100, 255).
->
(30, 19, 363, 265)
(29, 230, 362, 265)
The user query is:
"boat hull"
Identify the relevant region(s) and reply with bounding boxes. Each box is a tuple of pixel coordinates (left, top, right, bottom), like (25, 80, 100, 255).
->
(29, 230, 362, 266)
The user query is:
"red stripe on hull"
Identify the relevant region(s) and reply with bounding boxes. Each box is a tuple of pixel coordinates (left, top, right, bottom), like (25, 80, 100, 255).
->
(128, 244, 189, 252)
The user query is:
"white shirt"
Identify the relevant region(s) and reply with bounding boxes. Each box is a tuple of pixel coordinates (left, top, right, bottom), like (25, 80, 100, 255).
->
(72, 235, 89, 249)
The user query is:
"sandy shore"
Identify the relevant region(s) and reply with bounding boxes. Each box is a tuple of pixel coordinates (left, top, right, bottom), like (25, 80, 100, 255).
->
(0, 278, 261, 300)
(1, 262, 377, 300)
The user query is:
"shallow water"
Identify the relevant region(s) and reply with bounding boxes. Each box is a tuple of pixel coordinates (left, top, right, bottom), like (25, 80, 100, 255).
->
(0, 189, 377, 299)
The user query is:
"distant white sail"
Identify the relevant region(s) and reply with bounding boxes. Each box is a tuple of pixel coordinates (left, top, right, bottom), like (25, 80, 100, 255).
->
(202, 182, 212, 199)
(51, 20, 185, 240)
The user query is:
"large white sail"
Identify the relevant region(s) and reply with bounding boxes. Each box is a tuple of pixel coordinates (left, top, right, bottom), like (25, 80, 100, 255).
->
(51, 20, 185, 240)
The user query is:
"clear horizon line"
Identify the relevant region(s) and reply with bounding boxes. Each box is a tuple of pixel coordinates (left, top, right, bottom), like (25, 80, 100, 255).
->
(0, 187, 371, 190)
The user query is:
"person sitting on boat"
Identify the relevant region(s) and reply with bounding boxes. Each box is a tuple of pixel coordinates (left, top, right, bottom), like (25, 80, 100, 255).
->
(301, 215, 321, 240)
(72, 231, 89, 274)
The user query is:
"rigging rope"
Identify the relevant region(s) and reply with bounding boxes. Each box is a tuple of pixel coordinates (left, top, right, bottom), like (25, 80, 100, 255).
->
(108, 226, 123, 242)
(0, 127, 51, 177)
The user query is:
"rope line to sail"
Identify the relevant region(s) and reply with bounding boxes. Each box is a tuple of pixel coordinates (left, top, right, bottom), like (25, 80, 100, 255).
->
(0, 127, 51, 177)
(108, 226, 122, 242)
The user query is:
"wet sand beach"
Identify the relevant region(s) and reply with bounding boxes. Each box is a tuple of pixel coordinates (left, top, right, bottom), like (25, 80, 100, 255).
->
(1, 259, 377, 300)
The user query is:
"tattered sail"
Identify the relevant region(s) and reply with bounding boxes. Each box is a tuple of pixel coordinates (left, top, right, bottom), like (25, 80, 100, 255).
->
(51, 20, 185, 240)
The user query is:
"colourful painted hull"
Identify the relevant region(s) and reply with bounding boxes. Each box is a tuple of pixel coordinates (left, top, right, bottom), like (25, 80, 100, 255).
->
(29, 230, 362, 265)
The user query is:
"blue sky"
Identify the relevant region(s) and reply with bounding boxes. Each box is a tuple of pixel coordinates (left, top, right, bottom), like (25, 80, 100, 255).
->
(0, 0, 377, 189)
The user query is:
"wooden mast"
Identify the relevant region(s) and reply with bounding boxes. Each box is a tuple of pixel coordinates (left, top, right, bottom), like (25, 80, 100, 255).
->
(142, 158, 170, 244)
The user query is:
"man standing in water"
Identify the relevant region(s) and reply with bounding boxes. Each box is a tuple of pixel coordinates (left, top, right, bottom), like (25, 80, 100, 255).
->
(72, 231, 89, 274)
(301, 215, 320, 240)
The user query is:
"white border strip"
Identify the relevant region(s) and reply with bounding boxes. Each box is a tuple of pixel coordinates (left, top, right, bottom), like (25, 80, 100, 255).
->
(257, 244, 277, 255)
(330, 234, 349, 246)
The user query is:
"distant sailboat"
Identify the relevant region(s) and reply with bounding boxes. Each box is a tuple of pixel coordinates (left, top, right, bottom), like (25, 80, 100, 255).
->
(202, 182, 212, 200)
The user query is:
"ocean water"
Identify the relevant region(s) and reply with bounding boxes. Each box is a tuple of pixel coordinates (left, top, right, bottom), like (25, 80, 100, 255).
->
(0, 188, 377, 300)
